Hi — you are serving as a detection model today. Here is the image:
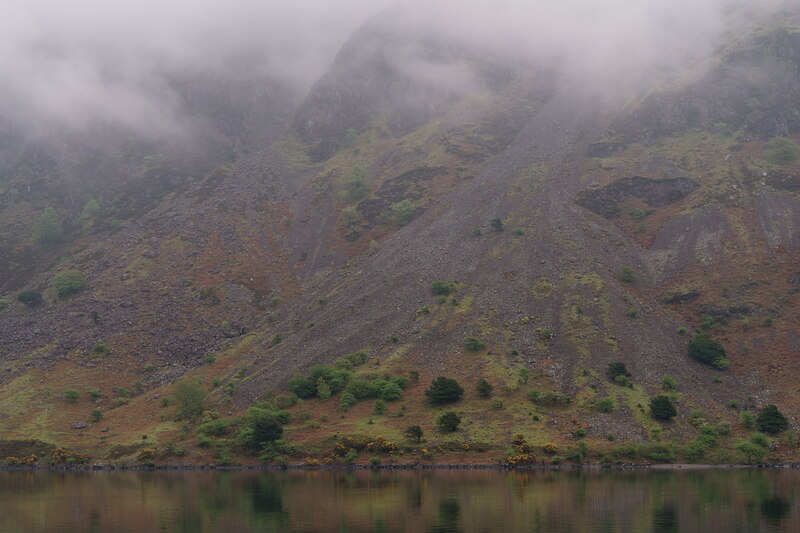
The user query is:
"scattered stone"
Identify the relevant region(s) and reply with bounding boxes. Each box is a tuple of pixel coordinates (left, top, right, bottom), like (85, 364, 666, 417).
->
(71, 421, 88, 430)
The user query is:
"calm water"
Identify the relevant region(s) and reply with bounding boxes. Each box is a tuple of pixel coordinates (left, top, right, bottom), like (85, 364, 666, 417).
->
(1, 468, 798, 532)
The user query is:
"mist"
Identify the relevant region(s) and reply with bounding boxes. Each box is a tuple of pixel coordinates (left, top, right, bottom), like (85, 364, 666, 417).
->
(0, 0, 791, 139)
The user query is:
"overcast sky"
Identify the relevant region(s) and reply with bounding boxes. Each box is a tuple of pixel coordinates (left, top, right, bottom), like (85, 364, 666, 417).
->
(0, 0, 788, 136)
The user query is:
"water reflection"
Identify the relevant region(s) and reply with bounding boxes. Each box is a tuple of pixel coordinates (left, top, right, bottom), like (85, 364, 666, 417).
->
(0, 468, 797, 532)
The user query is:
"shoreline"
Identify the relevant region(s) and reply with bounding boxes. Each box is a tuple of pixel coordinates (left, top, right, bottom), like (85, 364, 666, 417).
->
(2, 462, 799, 472)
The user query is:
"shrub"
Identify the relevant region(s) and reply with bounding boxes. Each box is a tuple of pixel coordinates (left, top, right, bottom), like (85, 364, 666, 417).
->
(425, 377, 464, 405)
(198, 420, 231, 437)
(740, 411, 757, 429)
(51, 270, 88, 298)
(734, 439, 767, 463)
(64, 390, 80, 402)
(476, 378, 493, 399)
(91, 409, 103, 423)
(757, 404, 789, 435)
(766, 137, 799, 164)
(606, 362, 631, 381)
(650, 395, 677, 421)
(0, 299, 8, 311)
(596, 398, 615, 413)
(661, 375, 678, 391)
(437, 411, 461, 432)
(288, 365, 351, 399)
(464, 337, 485, 352)
(431, 281, 452, 295)
(529, 390, 572, 406)
(87, 389, 101, 401)
(17, 290, 43, 307)
(688, 334, 728, 368)
(374, 399, 386, 415)
(618, 266, 636, 283)
(173, 379, 207, 421)
(490, 218, 504, 231)
(32, 207, 63, 247)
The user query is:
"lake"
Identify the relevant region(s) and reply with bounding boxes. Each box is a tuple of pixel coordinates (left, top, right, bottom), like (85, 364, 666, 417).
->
(1, 467, 798, 532)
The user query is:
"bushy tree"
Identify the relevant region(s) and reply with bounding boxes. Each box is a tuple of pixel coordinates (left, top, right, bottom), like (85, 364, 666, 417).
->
(688, 334, 728, 368)
(239, 407, 284, 451)
(650, 395, 677, 421)
(51, 270, 88, 298)
(405, 425, 423, 443)
(757, 404, 789, 435)
(173, 379, 207, 421)
(425, 377, 464, 405)
(436, 411, 461, 432)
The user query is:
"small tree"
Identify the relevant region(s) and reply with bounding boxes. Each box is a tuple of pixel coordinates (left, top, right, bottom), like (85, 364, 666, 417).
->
(343, 165, 369, 200)
(405, 425, 423, 444)
(757, 404, 789, 435)
(32, 207, 64, 247)
(476, 378, 493, 399)
(596, 398, 615, 413)
(51, 270, 88, 298)
(173, 379, 207, 421)
(518, 367, 531, 385)
(425, 377, 464, 405)
(437, 411, 461, 432)
(650, 395, 677, 421)
(688, 334, 728, 368)
(734, 439, 767, 463)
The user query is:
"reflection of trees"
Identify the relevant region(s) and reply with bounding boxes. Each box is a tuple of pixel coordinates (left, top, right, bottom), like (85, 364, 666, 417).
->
(653, 504, 678, 533)
(761, 497, 791, 526)
(427, 498, 462, 533)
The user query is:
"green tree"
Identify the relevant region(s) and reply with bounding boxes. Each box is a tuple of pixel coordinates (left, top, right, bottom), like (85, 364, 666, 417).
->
(425, 377, 464, 405)
(389, 199, 416, 226)
(688, 334, 728, 368)
(405, 425, 423, 443)
(436, 411, 461, 432)
(239, 407, 284, 451)
(649, 395, 677, 421)
(32, 207, 63, 247)
(757, 404, 789, 435)
(173, 379, 207, 421)
(734, 439, 767, 463)
(51, 270, 88, 298)
(476, 378, 493, 399)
